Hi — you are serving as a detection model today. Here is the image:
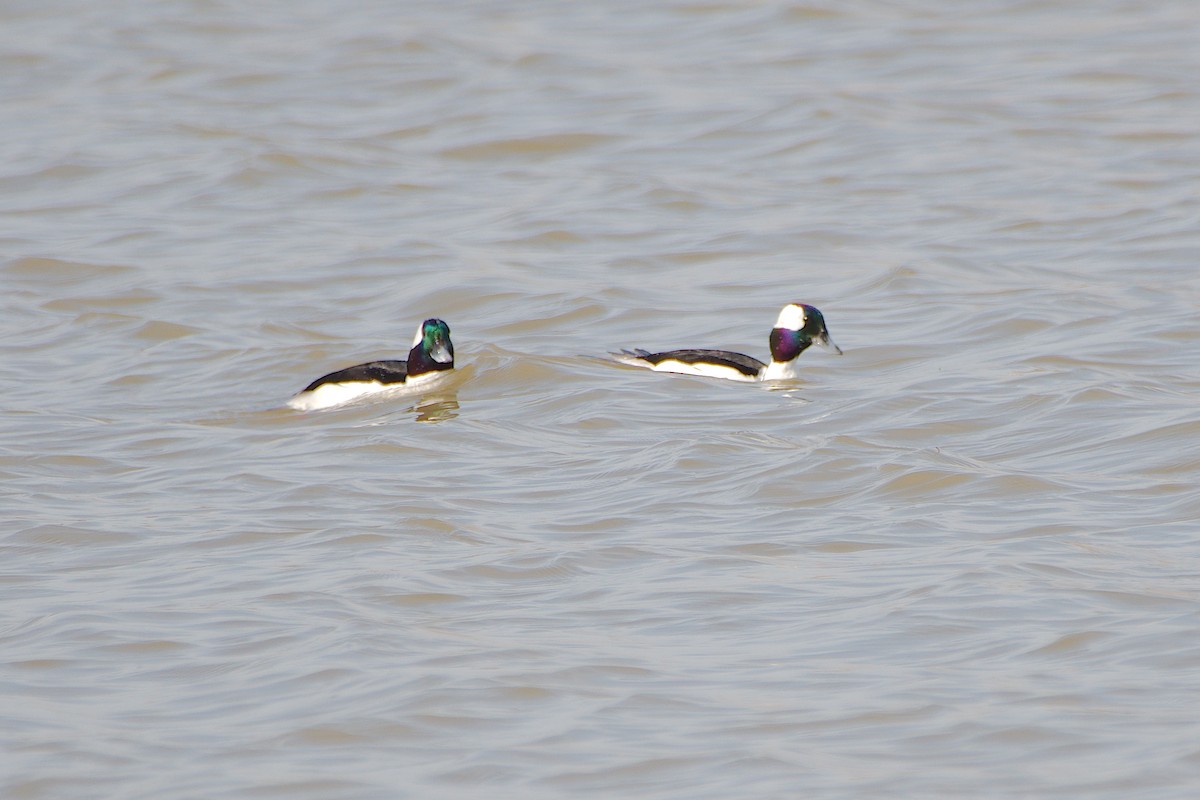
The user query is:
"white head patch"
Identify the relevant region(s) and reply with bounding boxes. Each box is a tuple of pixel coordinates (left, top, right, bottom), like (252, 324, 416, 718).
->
(411, 322, 426, 348)
(774, 303, 807, 330)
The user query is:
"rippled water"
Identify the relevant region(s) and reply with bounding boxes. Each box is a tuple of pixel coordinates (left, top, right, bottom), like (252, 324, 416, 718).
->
(4, 1, 1200, 798)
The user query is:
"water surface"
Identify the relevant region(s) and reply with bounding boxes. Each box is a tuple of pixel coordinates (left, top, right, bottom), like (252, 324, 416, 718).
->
(3, 1, 1199, 798)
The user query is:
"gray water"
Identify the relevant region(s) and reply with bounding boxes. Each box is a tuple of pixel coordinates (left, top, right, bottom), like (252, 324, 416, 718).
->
(3, 1, 1200, 798)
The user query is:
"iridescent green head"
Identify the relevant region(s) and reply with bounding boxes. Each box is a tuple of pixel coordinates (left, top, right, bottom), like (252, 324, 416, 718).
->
(409, 318, 454, 373)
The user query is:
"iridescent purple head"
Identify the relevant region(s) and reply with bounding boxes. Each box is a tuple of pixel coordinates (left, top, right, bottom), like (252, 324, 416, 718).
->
(769, 303, 841, 362)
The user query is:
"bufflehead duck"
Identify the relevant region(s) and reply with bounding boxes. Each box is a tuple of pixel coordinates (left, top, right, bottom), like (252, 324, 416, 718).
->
(287, 318, 454, 410)
(614, 303, 841, 382)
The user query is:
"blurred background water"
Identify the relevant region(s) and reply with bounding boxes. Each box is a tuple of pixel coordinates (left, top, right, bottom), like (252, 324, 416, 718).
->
(2, 1, 1199, 797)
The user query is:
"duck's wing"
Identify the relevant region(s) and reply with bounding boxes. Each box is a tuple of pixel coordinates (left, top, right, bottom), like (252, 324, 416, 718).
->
(302, 360, 408, 392)
(618, 348, 764, 379)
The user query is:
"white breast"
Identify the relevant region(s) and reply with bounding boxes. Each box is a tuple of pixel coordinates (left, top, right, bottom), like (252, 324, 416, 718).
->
(760, 360, 803, 381)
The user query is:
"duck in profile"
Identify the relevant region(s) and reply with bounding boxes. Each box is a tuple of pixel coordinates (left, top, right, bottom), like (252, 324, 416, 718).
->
(613, 303, 841, 382)
(287, 318, 454, 410)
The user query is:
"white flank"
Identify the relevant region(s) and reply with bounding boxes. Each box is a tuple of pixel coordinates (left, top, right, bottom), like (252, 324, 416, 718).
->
(645, 358, 760, 382)
(773, 303, 807, 331)
(286, 370, 450, 411)
(287, 381, 387, 411)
